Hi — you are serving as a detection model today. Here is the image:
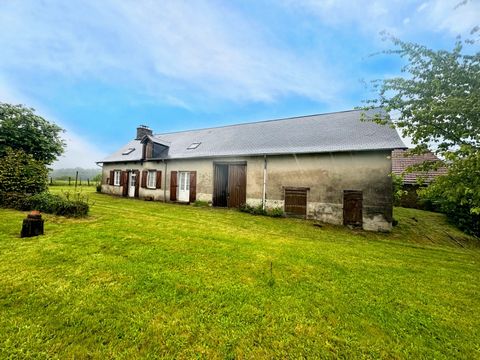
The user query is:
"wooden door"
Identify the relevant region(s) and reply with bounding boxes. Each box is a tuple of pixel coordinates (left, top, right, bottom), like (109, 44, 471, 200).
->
(213, 164, 228, 207)
(343, 190, 363, 227)
(284, 188, 307, 218)
(227, 164, 246, 208)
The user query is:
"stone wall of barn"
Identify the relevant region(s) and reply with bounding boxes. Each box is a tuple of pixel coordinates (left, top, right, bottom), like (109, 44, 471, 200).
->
(101, 150, 392, 231)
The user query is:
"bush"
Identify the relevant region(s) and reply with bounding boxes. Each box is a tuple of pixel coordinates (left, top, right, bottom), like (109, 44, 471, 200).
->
(25, 192, 89, 217)
(96, 184, 102, 193)
(0, 148, 48, 195)
(0, 191, 89, 217)
(193, 200, 210, 207)
(240, 203, 285, 218)
(0, 192, 29, 210)
(267, 207, 285, 218)
(419, 149, 480, 237)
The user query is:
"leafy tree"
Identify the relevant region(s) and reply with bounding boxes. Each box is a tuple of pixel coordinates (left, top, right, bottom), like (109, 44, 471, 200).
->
(0, 103, 65, 165)
(363, 34, 480, 236)
(364, 34, 479, 153)
(0, 147, 48, 195)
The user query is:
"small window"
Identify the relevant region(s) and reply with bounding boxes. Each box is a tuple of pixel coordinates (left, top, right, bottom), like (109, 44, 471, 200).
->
(114, 170, 121, 186)
(186, 142, 201, 150)
(122, 148, 135, 155)
(147, 170, 156, 189)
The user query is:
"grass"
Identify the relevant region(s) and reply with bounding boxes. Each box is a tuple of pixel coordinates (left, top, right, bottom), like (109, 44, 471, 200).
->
(0, 187, 479, 359)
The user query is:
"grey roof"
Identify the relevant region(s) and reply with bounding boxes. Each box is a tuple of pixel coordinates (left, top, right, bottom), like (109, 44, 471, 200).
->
(100, 109, 406, 163)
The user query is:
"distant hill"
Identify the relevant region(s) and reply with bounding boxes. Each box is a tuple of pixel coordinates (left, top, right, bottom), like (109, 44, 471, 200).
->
(49, 167, 101, 180)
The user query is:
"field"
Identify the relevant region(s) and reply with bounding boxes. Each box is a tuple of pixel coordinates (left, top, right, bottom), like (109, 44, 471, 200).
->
(0, 186, 479, 359)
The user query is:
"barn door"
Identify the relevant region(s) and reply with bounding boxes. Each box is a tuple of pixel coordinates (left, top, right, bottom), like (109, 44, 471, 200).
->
(213, 164, 228, 207)
(284, 188, 307, 218)
(227, 164, 246, 208)
(343, 190, 363, 228)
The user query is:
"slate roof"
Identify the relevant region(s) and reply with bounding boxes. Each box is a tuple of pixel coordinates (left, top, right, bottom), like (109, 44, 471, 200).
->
(392, 149, 448, 185)
(100, 109, 406, 163)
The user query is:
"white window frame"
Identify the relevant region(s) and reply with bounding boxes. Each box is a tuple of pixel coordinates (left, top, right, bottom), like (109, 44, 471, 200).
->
(147, 170, 157, 189)
(113, 170, 121, 186)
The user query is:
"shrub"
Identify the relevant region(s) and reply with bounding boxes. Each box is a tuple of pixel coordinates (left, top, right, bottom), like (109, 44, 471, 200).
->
(267, 207, 285, 218)
(240, 203, 267, 216)
(193, 200, 210, 207)
(240, 203, 285, 218)
(419, 149, 480, 237)
(96, 184, 102, 193)
(25, 192, 89, 217)
(0, 192, 29, 210)
(0, 148, 48, 195)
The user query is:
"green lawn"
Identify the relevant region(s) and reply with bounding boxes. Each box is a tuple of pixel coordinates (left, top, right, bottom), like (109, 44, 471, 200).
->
(0, 187, 479, 359)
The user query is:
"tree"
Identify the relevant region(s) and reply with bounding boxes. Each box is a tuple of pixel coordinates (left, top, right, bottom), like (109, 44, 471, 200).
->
(364, 35, 479, 154)
(0, 103, 65, 165)
(0, 147, 48, 195)
(363, 34, 480, 236)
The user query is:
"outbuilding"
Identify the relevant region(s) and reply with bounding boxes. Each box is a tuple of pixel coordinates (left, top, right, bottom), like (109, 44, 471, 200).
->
(98, 109, 406, 231)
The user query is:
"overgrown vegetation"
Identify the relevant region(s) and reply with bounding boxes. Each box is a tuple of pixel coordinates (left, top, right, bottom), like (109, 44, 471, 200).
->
(419, 150, 480, 237)
(240, 203, 285, 217)
(0, 148, 48, 195)
(363, 33, 480, 236)
(0, 190, 90, 217)
(0, 187, 478, 358)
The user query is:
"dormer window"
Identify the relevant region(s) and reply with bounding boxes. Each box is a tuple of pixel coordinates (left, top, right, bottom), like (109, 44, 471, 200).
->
(122, 148, 135, 155)
(187, 142, 201, 150)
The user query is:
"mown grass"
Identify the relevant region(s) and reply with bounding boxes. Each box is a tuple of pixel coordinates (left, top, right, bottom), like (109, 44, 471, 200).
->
(0, 187, 479, 359)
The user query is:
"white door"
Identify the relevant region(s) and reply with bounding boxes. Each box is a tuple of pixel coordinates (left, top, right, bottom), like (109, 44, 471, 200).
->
(178, 171, 190, 202)
(128, 172, 137, 197)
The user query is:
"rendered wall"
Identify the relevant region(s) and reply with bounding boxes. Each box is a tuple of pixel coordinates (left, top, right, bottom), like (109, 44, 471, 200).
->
(101, 151, 392, 231)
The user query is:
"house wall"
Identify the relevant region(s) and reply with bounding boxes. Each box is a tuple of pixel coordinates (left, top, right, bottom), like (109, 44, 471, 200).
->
(101, 150, 392, 231)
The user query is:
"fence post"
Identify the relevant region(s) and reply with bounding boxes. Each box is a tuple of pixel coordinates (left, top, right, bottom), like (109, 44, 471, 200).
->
(50, 177, 53, 185)
(68, 177, 71, 186)
(87, 178, 90, 186)
(75, 171, 78, 190)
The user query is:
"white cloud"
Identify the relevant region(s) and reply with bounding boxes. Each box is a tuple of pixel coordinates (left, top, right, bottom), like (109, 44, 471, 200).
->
(0, 0, 342, 106)
(0, 79, 106, 169)
(281, 0, 480, 39)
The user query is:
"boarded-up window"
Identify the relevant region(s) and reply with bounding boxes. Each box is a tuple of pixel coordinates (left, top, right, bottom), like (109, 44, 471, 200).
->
(284, 187, 308, 218)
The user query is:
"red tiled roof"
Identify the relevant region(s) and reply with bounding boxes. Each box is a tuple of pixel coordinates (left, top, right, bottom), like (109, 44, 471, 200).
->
(392, 149, 448, 185)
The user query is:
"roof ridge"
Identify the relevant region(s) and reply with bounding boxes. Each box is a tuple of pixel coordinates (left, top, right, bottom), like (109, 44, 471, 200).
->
(153, 108, 379, 136)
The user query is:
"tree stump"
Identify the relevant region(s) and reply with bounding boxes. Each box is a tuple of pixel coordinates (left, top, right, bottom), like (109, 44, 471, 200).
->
(21, 211, 44, 238)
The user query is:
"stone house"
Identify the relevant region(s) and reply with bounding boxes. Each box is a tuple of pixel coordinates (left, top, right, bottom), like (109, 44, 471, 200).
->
(98, 109, 405, 231)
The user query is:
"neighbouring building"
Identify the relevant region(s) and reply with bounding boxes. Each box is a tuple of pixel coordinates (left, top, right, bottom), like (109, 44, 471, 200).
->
(392, 149, 447, 208)
(98, 109, 406, 231)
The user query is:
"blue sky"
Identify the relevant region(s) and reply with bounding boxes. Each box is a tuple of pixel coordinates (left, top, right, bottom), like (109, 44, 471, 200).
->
(0, 0, 478, 168)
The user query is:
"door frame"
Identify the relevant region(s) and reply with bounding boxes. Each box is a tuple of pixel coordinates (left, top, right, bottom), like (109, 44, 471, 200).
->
(212, 162, 247, 208)
(177, 171, 190, 202)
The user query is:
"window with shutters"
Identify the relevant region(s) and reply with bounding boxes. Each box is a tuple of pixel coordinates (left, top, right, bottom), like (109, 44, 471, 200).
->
(113, 170, 121, 186)
(147, 170, 156, 189)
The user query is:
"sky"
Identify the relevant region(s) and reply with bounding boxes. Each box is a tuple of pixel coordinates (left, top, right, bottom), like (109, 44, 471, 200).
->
(0, 0, 479, 168)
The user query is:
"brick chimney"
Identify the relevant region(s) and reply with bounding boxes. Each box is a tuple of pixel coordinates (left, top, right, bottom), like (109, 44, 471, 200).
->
(136, 125, 152, 140)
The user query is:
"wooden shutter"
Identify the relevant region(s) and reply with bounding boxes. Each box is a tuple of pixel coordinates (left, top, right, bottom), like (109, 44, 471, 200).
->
(134, 170, 140, 197)
(156, 171, 162, 189)
(121, 171, 128, 197)
(189, 171, 197, 203)
(170, 171, 177, 201)
(109, 170, 114, 185)
(141, 170, 148, 188)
